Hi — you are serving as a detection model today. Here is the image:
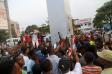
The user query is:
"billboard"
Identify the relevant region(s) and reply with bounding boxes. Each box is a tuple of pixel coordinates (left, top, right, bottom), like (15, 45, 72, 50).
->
(0, 0, 9, 30)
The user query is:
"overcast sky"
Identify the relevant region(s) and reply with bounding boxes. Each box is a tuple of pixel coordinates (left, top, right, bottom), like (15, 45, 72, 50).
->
(8, 0, 110, 31)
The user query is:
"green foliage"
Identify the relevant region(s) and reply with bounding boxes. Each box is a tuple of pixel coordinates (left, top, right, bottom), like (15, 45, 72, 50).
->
(93, 0, 112, 28)
(25, 25, 39, 33)
(20, 31, 25, 37)
(38, 24, 50, 34)
(0, 30, 9, 42)
(25, 24, 50, 34)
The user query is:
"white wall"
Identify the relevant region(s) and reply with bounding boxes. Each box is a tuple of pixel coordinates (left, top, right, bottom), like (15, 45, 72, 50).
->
(46, 0, 73, 43)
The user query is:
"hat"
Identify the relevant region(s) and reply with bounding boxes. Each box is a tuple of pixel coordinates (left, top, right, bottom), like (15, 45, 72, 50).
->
(97, 50, 112, 62)
(101, 68, 112, 74)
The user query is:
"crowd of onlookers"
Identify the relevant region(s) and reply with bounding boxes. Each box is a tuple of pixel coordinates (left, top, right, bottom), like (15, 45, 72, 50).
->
(0, 30, 112, 74)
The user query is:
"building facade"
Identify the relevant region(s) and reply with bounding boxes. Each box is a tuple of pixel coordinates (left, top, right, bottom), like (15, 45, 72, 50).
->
(10, 20, 20, 37)
(73, 18, 94, 33)
(0, 0, 10, 30)
(46, 0, 73, 43)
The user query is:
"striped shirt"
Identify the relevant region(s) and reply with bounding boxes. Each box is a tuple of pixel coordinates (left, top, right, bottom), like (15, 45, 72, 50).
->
(82, 65, 102, 74)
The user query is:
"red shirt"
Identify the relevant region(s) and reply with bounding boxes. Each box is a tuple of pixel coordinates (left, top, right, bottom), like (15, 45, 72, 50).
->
(24, 33, 31, 43)
(38, 37, 42, 45)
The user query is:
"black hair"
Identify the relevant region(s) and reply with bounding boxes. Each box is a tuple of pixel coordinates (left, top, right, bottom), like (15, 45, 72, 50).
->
(87, 45, 98, 58)
(22, 46, 29, 54)
(41, 59, 52, 73)
(58, 57, 70, 73)
(0, 56, 15, 74)
(47, 45, 53, 55)
(28, 50, 37, 61)
(84, 52, 95, 64)
(32, 64, 41, 74)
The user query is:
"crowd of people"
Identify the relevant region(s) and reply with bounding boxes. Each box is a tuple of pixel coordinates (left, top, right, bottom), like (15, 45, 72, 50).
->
(0, 30, 112, 74)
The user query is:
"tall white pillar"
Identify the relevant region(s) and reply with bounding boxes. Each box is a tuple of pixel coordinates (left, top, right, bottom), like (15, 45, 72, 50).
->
(46, 0, 73, 44)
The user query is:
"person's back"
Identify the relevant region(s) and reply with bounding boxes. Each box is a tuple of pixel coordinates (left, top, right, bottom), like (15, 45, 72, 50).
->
(41, 59, 52, 74)
(58, 49, 82, 74)
(32, 64, 41, 74)
(0, 56, 15, 74)
(48, 54, 60, 74)
(47, 46, 60, 74)
(82, 52, 102, 74)
(27, 50, 39, 74)
(82, 65, 102, 74)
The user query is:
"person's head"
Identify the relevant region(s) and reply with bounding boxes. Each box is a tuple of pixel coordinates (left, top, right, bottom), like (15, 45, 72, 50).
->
(58, 58, 70, 74)
(29, 50, 37, 60)
(15, 55, 24, 67)
(84, 52, 95, 65)
(7, 47, 18, 56)
(88, 45, 97, 56)
(22, 46, 29, 55)
(25, 31, 28, 34)
(41, 59, 52, 74)
(0, 56, 15, 74)
(90, 36, 94, 41)
(41, 49, 48, 57)
(32, 64, 41, 74)
(47, 46, 54, 55)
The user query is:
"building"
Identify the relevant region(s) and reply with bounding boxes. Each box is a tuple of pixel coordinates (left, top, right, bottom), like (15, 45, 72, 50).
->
(0, 0, 12, 37)
(46, 0, 73, 43)
(10, 20, 20, 37)
(0, 0, 10, 30)
(73, 18, 94, 33)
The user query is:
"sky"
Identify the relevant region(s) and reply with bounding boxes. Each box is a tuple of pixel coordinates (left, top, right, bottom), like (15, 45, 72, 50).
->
(8, 0, 110, 31)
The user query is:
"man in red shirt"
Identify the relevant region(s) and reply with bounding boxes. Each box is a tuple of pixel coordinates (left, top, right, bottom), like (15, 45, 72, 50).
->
(23, 32, 31, 46)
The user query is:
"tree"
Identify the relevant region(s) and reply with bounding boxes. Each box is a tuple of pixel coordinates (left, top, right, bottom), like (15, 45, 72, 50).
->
(20, 31, 25, 37)
(25, 25, 39, 33)
(38, 24, 50, 34)
(93, 0, 112, 28)
(25, 24, 50, 34)
(0, 30, 9, 42)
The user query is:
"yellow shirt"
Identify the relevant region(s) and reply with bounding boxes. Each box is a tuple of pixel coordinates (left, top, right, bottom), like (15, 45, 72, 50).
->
(89, 41, 95, 46)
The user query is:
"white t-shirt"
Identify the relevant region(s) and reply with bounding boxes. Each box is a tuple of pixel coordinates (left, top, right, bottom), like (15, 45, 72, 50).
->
(27, 59, 35, 74)
(47, 55, 61, 74)
(22, 55, 30, 67)
(32, 34, 38, 41)
(65, 63, 82, 74)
